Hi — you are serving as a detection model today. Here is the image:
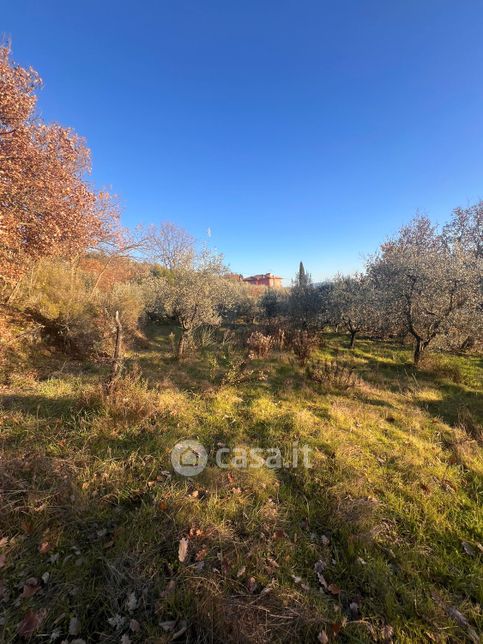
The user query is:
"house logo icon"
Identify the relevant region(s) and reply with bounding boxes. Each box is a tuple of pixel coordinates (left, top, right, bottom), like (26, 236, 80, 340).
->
(171, 440, 208, 476)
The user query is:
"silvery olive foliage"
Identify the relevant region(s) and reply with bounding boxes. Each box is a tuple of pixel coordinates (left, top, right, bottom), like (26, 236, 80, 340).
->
(150, 248, 232, 358)
(288, 262, 321, 329)
(367, 210, 482, 363)
(329, 273, 381, 348)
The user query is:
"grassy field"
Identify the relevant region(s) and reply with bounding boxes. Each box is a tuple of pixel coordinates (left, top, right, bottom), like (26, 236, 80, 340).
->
(0, 324, 482, 643)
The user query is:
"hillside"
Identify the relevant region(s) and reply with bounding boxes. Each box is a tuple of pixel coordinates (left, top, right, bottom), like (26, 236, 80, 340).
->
(1, 324, 481, 642)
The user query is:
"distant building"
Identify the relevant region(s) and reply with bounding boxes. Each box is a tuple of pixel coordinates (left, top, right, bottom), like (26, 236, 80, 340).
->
(243, 273, 283, 288)
(225, 272, 244, 282)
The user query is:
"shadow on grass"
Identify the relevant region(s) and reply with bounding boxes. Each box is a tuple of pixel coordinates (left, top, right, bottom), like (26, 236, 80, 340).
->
(415, 381, 483, 429)
(0, 392, 78, 417)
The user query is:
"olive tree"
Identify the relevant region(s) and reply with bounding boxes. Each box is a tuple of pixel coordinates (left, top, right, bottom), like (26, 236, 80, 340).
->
(330, 273, 379, 348)
(151, 249, 230, 359)
(441, 203, 483, 351)
(368, 214, 481, 365)
(223, 281, 260, 325)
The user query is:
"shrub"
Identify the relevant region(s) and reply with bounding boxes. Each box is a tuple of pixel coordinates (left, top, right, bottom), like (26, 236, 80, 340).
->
(221, 356, 254, 385)
(307, 359, 357, 390)
(290, 330, 317, 365)
(11, 258, 147, 358)
(272, 327, 286, 351)
(246, 331, 272, 359)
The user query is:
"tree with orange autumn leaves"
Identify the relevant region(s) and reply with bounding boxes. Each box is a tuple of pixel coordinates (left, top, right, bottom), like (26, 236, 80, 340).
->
(0, 42, 119, 296)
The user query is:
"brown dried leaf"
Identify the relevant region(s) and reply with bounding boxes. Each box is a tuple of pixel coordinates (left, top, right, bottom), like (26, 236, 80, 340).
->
(129, 618, 140, 633)
(328, 583, 341, 596)
(178, 537, 189, 563)
(21, 578, 40, 598)
(461, 540, 476, 557)
(195, 546, 208, 562)
(39, 541, 51, 554)
(18, 609, 47, 638)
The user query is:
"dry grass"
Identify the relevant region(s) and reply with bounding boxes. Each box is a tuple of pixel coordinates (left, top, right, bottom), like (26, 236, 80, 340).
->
(0, 326, 481, 642)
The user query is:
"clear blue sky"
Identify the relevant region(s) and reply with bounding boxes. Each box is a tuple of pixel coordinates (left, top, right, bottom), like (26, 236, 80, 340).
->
(3, 1, 483, 283)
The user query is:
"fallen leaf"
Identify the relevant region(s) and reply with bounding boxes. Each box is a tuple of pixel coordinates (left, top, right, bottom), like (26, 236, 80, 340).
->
(0, 537, 8, 548)
(129, 618, 140, 633)
(107, 614, 125, 630)
(18, 609, 47, 638)
(237, 565, 246, 577)
(172, 620, 188, 639)
(69, 616, 81, 636)
(50, 627, 61, 641)
(126, 592, 138, 612)
(160, 620, 176, 632)
(22, 578, 40, 598)
(314, 561, 328, 588)
(158, 500, 168, 511)
(39, 541, 51, 554)
(189, 527, 204, 539)
(461, 541, 476, 557)
(21, 521, 34, 534)
(431, 591, 478, 644)
(247, 577, 257, 593)
(328, 620, 345, 637)
(178, 537, 189, 563)
(195, 546, 208, 561)
(320, 534, 330, 546)
(380, 624, 394, 642)
(159, 579, 176, 599)
(328, 583, 341, 595)
(190, 490, 199, 498)
(318, 630, 329, 644)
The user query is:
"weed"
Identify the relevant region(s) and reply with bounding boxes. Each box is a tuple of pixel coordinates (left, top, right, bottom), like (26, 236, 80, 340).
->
(307, 359, 358, 390)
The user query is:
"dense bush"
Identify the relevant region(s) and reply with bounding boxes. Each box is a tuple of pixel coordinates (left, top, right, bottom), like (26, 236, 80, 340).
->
(11, 258, 147, 357)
